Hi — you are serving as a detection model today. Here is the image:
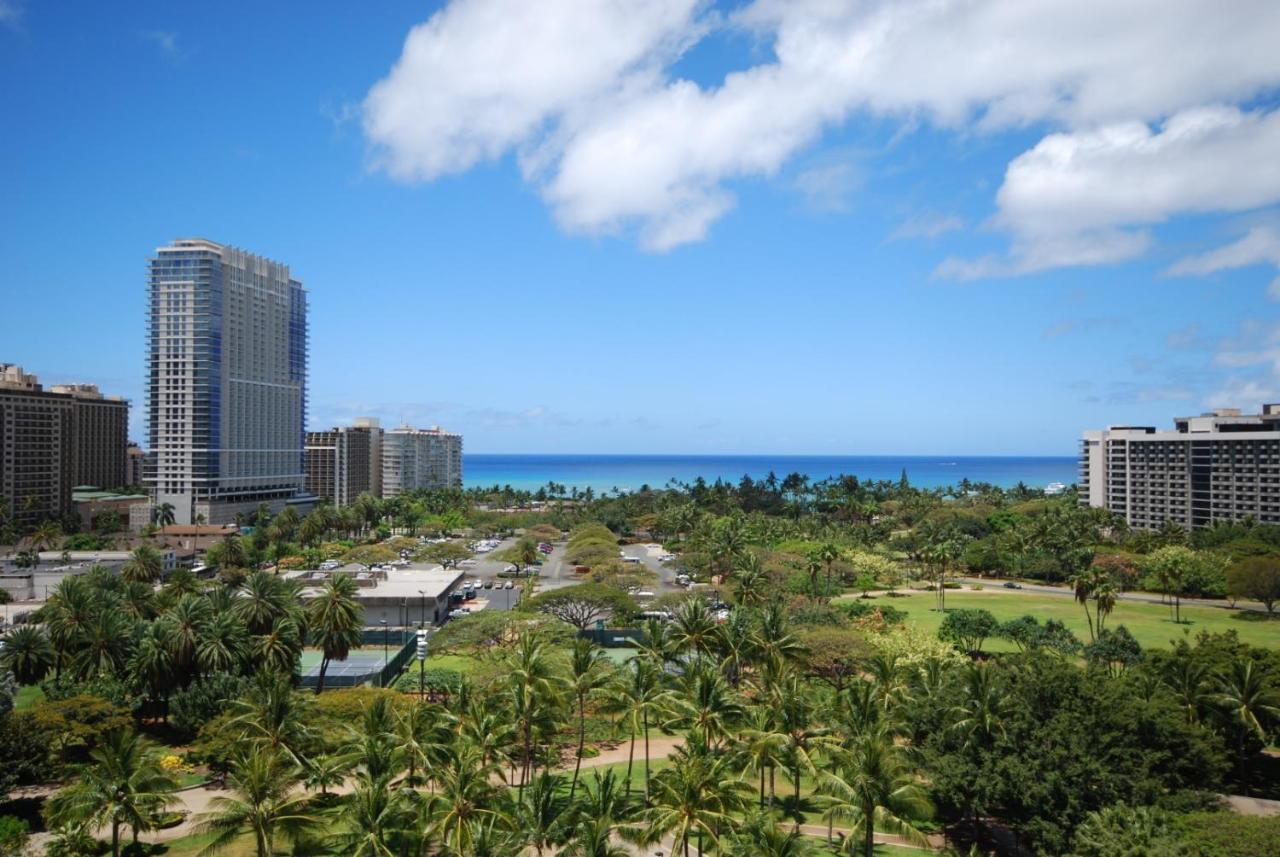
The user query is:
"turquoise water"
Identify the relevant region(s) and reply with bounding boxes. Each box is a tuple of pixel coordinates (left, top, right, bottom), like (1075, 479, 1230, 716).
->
(463, 454, 1077, 493)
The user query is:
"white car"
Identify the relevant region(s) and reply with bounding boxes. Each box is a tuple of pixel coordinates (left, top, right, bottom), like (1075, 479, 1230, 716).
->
(459, 559, 477, 567)
(504, 581, 515, 590)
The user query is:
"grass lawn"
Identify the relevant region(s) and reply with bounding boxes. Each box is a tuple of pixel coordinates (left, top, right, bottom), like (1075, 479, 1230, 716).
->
(153, 831, 256, 857)
(14, 682, 44, 710)
(856, 589, 1280, 651)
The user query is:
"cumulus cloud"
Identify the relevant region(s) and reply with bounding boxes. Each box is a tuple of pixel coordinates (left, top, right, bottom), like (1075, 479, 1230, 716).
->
(363, 0, 1280, 250)
(939, 106, 1280, 278)
(1168, 225, 1280, 300)
(1204, 322, 1280, 410)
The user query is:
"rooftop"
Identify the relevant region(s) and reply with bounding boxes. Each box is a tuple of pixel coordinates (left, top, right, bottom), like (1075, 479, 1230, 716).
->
(286, 565, 462, 601)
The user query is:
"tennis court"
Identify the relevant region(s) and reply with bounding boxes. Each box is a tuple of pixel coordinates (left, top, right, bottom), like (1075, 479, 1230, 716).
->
(299, 648, 396, 688)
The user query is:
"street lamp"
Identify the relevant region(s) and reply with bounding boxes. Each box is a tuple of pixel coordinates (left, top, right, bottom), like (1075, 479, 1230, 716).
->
(416, 628, 428, 701)
(380, 619, 388, 686)
(417, 589, 427, 629)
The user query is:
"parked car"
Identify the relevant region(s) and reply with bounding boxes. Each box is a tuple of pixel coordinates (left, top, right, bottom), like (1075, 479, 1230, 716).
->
(483, 580, 494, 589)
(504, 581, 515, 590)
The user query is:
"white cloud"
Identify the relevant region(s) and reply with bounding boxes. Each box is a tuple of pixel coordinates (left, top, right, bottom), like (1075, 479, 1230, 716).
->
(0, 0, 21, 28)
(140, 30, 181, 58)
(940, 106, 1280, 278)
(363, 0, 706, 182)
(364, 0, 1280, 250)
(890, 213, 964, 241)
(1167, 225, 1280, 300)
(794, 162, 861, 213)
(1204, 322, 1280, 410)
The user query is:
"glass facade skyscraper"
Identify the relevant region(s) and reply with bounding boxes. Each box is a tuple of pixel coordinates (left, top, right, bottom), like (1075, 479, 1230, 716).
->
(146, 238, 309, 525)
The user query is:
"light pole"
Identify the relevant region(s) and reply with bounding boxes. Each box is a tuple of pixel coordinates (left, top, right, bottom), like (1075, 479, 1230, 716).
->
(380, 619, 388, 686)
(417, 589, 427, 629)
(416, 628, 428, 701)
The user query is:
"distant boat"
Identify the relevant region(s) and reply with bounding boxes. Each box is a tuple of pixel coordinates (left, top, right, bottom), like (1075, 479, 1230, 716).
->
(1044, 481, 1066, 495)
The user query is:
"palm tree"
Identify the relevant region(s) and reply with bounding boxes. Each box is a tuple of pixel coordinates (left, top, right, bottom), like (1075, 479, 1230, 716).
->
(335, 773, 415, 857)
(194, 745, 317, 857)
(731, 706, 789, 810)
(252, 615, 303, 674)
(517, 770, 570, 856)
(45, 729, 178, 857)
(947, 662, 1011, 748)
(229, 671, 315, 767)
(160, 593, 213, 674)
(1212, 657, 1280, 791)
(772, 675, 836, 825)
(598, 658, 670, 802)
(669, 662, 746, 753)
(307, 574, 363, 694)
(71, 606, 134, 680)
(566, 638, 610, 799)
(1163, 659, 1212, 725)
(732, 552, 769, 608)
(507, 633, 567, 799)
(151, 502, 176, 529)
(128, 622, 176, 716)
(671, 596, 720, 661)
(816, 542, 842, 599)
(722, 811, 817, 856)
(122, 545, 164, 584)
(42, 576, 95, 678)
(299, 511, 328, 548)
(196, 611, 250, 676)
(419, 745, 510, 856)
(235, 570, 290, 635)
(816, 731, 933, 857)
(0, 624, 56, 684)
(27, 519, 63, 554)
(641, 744, 747, 857)
(1070, 568, 1099, 641)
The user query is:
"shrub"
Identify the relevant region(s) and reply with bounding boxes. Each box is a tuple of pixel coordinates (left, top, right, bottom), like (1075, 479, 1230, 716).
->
(0, 815, 28, 857)
(170, 674, 251, 740)
(1180, 811, 1280, 857)
(838, 600, 907, 625)
(938, 608, 1000, 652)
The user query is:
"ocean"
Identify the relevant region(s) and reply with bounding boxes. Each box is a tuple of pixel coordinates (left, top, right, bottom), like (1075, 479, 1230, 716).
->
(462, 454, 1078, 494)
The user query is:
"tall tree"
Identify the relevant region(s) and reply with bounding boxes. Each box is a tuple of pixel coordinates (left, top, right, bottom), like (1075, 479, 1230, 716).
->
(45, 729, 178, 857)
(194, 745, 317, 857)
(307, 575, 364, 694)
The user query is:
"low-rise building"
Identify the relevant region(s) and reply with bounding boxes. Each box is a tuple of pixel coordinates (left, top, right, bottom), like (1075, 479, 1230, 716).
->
(287, 565, 464, 627)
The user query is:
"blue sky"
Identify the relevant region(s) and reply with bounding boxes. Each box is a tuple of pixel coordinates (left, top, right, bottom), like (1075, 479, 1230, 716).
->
(3, 1, 1279, 455)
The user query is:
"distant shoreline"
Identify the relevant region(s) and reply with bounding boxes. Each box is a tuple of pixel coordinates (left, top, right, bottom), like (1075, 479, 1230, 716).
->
(461, 453, 1077, 493)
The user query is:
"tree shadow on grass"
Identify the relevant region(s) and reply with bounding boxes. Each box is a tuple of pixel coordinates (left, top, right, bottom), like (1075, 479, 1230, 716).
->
(1231, 611, 1280, 623)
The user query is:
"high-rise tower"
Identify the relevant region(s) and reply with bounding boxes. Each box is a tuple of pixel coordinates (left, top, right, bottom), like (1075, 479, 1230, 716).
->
(146, 238, 309, 525)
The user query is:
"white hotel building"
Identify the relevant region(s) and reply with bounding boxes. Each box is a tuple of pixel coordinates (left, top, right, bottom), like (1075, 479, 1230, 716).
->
(381, 425, 463, 496)
(1080, 406, 1280, 530)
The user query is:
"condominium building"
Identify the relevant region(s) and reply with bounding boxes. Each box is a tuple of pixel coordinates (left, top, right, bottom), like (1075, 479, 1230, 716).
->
(0, 364, 129, 527)
(146, 238, 310, 525)
(1080, 406, 1280, 529)
(305, 417, 383, 507)
(381, 425, 463, 497)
